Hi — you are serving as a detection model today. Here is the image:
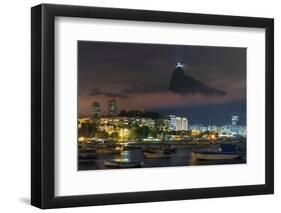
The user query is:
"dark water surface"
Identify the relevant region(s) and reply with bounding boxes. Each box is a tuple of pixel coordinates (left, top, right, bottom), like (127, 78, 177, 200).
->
(78, 147, 246, 171)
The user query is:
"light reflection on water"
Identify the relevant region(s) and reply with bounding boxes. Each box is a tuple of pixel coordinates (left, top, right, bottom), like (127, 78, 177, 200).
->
(78, 147, 246, 171)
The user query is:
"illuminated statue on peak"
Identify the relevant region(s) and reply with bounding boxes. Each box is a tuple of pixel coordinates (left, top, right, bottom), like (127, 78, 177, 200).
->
(176, 62, 183, 68)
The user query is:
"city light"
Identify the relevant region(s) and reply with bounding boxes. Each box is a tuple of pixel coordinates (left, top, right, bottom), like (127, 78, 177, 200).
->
(78, 136, 86, 142)
(208, 134, 216, 141)
(118, 128, 130, 142)
(78, 100, 246, 144)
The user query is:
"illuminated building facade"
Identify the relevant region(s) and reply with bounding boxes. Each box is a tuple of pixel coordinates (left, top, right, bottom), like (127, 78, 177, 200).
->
(182, 117, 188, 131)
(175, 117, 188, 131)
(169, 115, 176, 131)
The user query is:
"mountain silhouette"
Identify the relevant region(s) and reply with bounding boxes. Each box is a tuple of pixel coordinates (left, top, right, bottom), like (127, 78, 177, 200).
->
(169, 65, 226, 96)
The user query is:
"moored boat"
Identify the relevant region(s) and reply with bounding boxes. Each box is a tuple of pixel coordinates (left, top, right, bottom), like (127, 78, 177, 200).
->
(104, 159, 143, 168)
(95, 147, 121, 154)
(78, 152, 97, 162)
(142, 149, 171, 159)
(122, 145, 141, 150)
(193, 151, 240, 160)
(163, 147, 177, 155)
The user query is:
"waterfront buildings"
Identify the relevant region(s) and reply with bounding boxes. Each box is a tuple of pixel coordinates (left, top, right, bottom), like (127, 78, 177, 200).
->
(99, 116, 156, 130)
(189, 123, 246, 137)
(168, 115, 188, 131)
(83, 100, 246, 141)
(189, 124, 207, 132)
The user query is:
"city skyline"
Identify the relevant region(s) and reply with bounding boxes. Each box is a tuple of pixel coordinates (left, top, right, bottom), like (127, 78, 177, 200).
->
(78, 98, 246, 148)
(85, 98, 245, 127)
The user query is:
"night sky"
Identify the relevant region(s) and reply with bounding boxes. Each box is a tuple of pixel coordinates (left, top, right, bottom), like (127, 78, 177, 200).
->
(78, 41, 246, 126)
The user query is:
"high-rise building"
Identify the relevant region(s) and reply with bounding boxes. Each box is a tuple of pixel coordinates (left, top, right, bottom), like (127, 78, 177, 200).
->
(108, 99, 117, 117)
(175, 117, 182, 131)
(169, 115, 176, 131)
(91, 101, 101, 119)
(175, 117, 188, 131)
(182, 117, 188, 131)
(231, 114, 239, 126)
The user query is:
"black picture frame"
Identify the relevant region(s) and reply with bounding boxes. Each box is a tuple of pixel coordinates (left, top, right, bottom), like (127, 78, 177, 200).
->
(31, 3, 274, 209)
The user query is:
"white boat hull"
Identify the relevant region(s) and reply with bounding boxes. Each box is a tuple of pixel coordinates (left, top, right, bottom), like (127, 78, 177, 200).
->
(104, 160, 143, 168)
(194, 152, 240, 160)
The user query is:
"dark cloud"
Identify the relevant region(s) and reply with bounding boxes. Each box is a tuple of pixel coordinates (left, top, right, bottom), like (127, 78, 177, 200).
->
(89, 88, 128, 98)
(121, 84, 167, 94)
(89, 85, 166, 98)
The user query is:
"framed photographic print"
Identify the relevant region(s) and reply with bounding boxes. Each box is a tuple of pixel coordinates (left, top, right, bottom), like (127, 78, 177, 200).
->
(31, 3, 274, 209)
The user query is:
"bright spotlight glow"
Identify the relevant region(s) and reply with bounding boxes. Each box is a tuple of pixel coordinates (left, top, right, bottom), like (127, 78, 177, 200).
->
(176, 63, 183, 68)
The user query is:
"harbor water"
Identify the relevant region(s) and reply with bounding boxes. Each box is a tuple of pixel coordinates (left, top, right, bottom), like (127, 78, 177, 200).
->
(78, 145, 246, 171)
